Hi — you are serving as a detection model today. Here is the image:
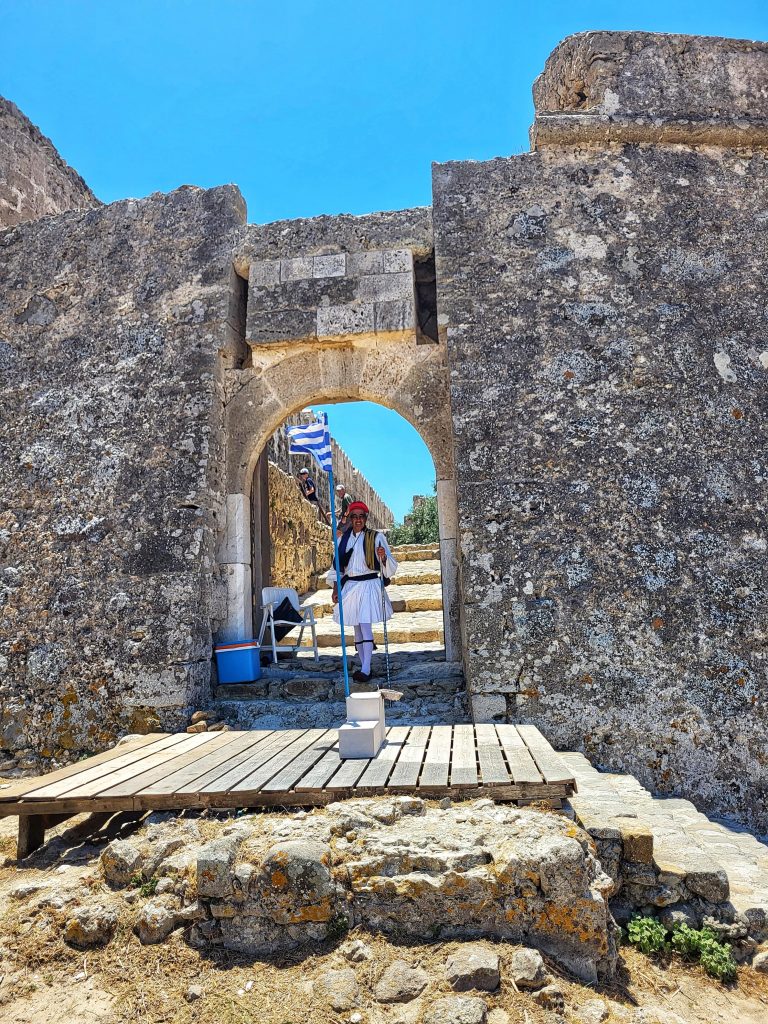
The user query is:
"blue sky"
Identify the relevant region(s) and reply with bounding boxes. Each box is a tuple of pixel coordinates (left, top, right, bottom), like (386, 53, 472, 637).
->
(3, 0, 766, 518)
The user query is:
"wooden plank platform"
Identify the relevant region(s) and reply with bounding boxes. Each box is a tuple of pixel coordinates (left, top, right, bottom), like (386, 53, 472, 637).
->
(0, 724, 576, 857)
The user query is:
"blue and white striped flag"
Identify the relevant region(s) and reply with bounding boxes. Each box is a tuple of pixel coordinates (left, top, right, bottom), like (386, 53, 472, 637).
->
(286, 413, 333, 473)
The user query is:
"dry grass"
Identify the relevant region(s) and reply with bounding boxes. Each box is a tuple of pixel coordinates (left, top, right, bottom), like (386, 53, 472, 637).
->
(2, 891, 768, 1024)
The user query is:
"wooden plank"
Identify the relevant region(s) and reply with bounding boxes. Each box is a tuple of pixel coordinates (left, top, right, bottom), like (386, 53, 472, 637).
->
(261, 730, 338, 793)
(199, 730, 308, 794)
(19, 734, 186, 801)
(144, 731, 274, 796)
(514, 725, 574, 785)
(96, 732, 235, 797)
(325, 749, 373, 790)
(228, 729, 329, 794)
(386, 725, 431, 789)
(475, 724, 510, 786)
(54, 735, 212, 801)
(0, 734, 168, 803)
(450, 724, 478, 788)
(495, 725, 544, 785)
(294, 743, 343, 792)
(355, 727, 410, 788)
(418, 725, 452, 790)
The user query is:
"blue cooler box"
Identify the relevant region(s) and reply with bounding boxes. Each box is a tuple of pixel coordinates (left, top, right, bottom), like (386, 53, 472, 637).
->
(214, 640, 261, 684)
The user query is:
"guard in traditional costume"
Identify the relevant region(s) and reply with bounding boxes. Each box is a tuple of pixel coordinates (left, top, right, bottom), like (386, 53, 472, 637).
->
(328, 501, 398, 682)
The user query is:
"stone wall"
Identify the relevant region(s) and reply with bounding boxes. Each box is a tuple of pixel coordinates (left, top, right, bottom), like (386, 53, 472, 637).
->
(0, 184, 246, 757)
(268, 461, 333, 593)
(0, 96, 99, 228)
(433, 32, 768, 832)
(268, 413, 394, 529)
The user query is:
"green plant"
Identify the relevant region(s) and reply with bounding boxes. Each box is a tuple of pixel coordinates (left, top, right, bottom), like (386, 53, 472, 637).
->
(671, 925, 736, 981)
(626, 914, 668, 955)
(669, 923, 703, 958)
(131, 874, 158, 897)
(700, 939, 737, 983)
(326, 914, 349, 941)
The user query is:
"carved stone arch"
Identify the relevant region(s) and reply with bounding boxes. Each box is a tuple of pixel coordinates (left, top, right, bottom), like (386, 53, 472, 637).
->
(219, 333, 461, 660)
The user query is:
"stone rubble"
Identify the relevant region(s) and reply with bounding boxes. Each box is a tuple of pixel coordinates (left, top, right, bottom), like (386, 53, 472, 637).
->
(374, 960, 430, 1003)
(507, 948, 551, 990)
(445, 944, 501, 991)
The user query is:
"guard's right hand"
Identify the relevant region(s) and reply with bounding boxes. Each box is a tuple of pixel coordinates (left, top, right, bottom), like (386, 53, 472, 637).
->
(332, 588, 338, 605)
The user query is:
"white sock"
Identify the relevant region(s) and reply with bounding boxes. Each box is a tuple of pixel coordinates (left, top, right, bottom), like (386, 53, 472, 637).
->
(355, 623, 374, 674)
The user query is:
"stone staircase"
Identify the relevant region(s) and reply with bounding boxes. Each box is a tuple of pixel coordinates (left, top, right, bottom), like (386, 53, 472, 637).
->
(214, 543, 469, 730)
(563, 752, 768, 939)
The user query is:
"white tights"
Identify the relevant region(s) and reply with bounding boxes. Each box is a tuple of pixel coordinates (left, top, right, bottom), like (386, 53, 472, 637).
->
(354, 623, 374, 674)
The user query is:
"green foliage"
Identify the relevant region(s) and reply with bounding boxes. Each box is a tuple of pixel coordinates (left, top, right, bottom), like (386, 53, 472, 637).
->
(627, 917, 737, 983)
(626, 914, 668, 954)
(671, 925, 737, 981)
(130, 874, 158, 897)
(388, 487, 439, 546)
(326, 914, 349, 941)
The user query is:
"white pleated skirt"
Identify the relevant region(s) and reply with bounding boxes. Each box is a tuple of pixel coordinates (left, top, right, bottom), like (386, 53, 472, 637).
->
(332, 577, 393, 626)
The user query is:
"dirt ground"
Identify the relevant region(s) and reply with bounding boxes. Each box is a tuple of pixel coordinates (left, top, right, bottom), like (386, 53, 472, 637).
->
(0, 811, 766, 1024)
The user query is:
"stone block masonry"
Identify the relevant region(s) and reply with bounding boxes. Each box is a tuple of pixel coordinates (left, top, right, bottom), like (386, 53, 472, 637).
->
(432, 32, 768, 833)
(267, 461, 333, 594)
(0, 97, 99, 228)
(0, 184, 247, 754)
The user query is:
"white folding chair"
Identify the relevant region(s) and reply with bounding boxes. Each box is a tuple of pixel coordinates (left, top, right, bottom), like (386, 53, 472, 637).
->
(257, 586, 319, 663)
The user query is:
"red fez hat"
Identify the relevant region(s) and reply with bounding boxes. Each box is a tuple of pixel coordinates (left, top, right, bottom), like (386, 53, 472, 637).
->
(347, 501, 370, 515)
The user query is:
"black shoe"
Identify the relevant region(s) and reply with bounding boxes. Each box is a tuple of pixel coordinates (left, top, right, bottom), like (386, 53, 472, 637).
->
(352, 670, 372, 683)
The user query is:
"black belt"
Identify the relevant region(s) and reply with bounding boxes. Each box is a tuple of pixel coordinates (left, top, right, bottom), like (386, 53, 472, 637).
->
(341, 572, 379, 588)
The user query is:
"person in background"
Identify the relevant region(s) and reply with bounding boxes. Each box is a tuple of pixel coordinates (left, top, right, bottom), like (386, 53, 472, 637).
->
(335, 483, 353, 537)
(329, 501, 398, 682)
(298, 468, 330, 524)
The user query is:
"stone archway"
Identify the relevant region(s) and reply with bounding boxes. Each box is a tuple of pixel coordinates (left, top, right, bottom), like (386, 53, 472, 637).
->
(218, 332, 462, 661)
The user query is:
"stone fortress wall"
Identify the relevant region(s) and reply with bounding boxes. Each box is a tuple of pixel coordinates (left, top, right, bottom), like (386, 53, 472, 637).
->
(1, 30, 766, 833)
(0, 97, 99, 228)
(434, 31, 768, 832)
(267, 412, 394, 529)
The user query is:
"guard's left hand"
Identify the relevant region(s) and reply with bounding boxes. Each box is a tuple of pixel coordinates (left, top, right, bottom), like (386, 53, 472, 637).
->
(377, 545, 386, 562)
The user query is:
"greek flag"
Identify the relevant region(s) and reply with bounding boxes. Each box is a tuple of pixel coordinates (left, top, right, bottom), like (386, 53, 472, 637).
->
(286, 413, 333, 473)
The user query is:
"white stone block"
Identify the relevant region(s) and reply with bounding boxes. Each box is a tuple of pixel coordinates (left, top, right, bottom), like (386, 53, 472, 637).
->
(313, 253, 346, 278)
(217, 492, 250, 563)
(471, 693, 507, 723)
(249, 260, 280, 288)
(339, 719, 385, 759)
(280, 256, 314, 281)
(355, 272, 412, 303)
(316, 302, 375, 337)
(375, 300, 415, 333)
(220, 563, 253, 642)
(383, 248, 413, 274)
(347, 251, 384, 276)
(346, 692, 384, 722)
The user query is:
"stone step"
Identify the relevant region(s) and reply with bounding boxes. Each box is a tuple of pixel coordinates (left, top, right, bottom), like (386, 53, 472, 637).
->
(562, 752, 768, 934)
(294, 639, 447, 659)
(315, 558, 442, 589)
(286, 609, 444, 648)
(390, 544, 440, 561)
(303, 582, 443, 617)
(215, 668, 465, 703)
(212, 692, 470, 731)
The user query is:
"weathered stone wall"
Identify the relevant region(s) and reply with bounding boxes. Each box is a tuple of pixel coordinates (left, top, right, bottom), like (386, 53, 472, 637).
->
(268, 414, 394, 529)
(0, 96, 99, 228)
(0, 184, 246, 758)
(433, 32, 768, 832)
(268, 461, 333, 592)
